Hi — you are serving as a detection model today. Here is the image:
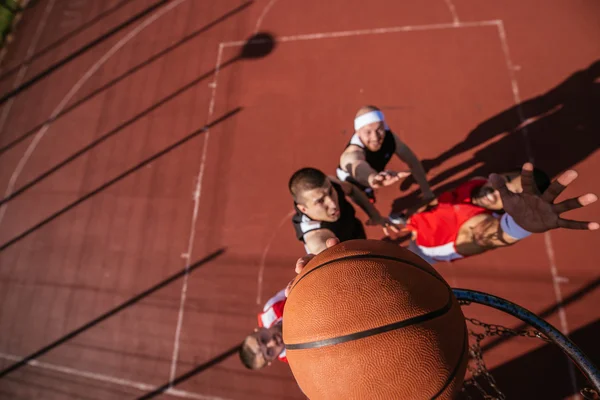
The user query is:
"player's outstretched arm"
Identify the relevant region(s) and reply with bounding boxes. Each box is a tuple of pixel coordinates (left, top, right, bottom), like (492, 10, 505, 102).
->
(393, 135, 435, 201)
(336, 179, 399, 236)
(340, 147, 408, 189)
(490, 163, 599, 235)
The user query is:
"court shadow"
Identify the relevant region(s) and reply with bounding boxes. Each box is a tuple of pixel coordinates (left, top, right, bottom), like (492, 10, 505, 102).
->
(0, 107, 241, 252)
(136, 344, 242, 400)
(0, 248, 226, 379)
(0, 0, 169, 106)
(481, 276, 600, 354)
(0, 0, 133, 83)
(0, 1, 256, 155)
(394, 59, 600, 213)
(460, 319, 600, 399)
(0, 32, 275, 208)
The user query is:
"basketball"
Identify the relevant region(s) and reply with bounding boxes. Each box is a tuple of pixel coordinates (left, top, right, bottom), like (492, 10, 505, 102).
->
(283, 239, 468, 399)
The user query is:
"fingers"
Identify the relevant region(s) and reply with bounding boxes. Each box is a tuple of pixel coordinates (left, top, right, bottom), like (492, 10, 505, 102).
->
(381, 176, 401, 187)
(542, 170, 577, 203)
(295, 254, 315, 274)
(558, 218, 600, 231)
(285, 279, 294, 297)
(552, 193, 597, 214)
(488, 173, 511, 197)
(388, 223, 400, 233)
(288, 240, 339, 297)
(396, 171, 411, 179)
(383, 226, 390, 236)
(520, 162, 538, 195)
(325, 237, 340, 248)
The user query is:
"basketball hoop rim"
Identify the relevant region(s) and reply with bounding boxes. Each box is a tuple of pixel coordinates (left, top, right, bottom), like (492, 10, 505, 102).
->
(452, 288, 600, 393)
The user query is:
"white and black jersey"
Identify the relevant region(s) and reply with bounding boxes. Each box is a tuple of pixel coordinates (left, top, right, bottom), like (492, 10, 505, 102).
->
(291, 182, 366, 244)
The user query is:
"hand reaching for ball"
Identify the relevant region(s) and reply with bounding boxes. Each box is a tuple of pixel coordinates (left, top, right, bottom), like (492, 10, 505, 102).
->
(285, 238, 340, 297)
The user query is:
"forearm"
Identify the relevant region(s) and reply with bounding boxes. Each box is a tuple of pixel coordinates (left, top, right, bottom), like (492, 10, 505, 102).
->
(396, 145, 433, 198)
(352, 161, 377, 188)
(349, 185, 381, 219)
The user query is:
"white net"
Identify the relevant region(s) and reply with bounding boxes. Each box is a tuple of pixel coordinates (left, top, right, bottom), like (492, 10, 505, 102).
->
(459, 301, 599, 400)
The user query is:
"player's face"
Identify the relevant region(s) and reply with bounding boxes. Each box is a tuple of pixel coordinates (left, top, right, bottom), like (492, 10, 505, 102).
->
(297, 180, 341, 222)
(472, 174, 523, 211)
(357, 121, 386, 151)
(249, 325, 285, 367)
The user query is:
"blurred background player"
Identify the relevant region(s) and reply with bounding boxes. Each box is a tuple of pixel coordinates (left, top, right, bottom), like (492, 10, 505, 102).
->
(289, 167, 397, 254)
(239, 289, 287, 370)
(337, 105, 435, 222)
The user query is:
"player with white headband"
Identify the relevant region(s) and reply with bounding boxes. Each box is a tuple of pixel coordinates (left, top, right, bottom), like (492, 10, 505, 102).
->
(337, 106, 435, 222)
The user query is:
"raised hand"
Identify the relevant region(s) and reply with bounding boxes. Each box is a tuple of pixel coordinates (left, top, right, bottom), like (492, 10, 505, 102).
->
(369, 170, 411, 189)
(366, 215, 400, 236)
(285, 238, 340, 297)
(489, 163, 599, 233)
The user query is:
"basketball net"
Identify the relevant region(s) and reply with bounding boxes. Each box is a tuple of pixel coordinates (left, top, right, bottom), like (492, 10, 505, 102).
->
(459, 300, 600, 400)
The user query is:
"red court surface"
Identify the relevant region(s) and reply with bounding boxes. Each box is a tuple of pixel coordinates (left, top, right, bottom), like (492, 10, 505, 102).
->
(0, 0, 598, 399)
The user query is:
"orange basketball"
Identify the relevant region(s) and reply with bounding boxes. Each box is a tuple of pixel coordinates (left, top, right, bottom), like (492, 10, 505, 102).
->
(283, 239, 468, 399)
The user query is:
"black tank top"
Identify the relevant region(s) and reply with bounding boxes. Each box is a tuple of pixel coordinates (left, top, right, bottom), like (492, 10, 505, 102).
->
(339, 130, 396, 173)
(292, 182, 366, 243)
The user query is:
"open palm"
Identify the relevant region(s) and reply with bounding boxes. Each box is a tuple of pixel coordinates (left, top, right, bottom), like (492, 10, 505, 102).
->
(490, 163, 598, 233)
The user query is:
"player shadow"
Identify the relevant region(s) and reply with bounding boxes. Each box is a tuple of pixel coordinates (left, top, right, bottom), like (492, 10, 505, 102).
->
(460, 318, 600, 399)
(0, 248, 226, 379)
(0, 0, 133, 83)
(0, 1, 256, 155)
(0, 31, 275, 209)
(0, 0, 170, 107)
(393, 59, 600, 214)
(0, 108, 241, 252)
(136, 343, 242, 400)
(481, 276, 600, 354)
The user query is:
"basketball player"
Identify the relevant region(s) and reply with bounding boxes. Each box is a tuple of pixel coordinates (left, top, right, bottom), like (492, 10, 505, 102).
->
(289, 167, 398, 254)
(288, 163, 598, 293)
(404, 163, 598, 263)
(337, 105, 435, 213)
(239, 289, 287, 369)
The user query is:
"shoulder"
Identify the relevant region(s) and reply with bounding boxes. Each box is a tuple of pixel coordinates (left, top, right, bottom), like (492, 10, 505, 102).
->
(293, 212, 322, 232)
(341, 144, 365, 160)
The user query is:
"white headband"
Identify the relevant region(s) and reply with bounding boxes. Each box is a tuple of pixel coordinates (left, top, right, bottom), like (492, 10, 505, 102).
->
(354, 110, 387, 131)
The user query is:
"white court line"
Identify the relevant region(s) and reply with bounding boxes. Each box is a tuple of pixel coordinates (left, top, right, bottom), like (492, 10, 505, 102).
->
(544, 231, 579, 395)
(0, 0, 56, 135)
(222, 19, 501, 47)
(256, 210, 295, 305)
(0, 352, 226, 400)
(254, 0, 278, 33)
(0, 0, 188, 228)
(494, 20, 579, 396)
(443, 0, 460, 25)
(169, 42, 226, 382)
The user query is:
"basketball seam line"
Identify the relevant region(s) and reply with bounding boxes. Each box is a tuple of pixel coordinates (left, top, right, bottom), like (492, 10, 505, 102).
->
(285, 288, 453, 350)
(431, 323, 468, 399)
(289, 252, 449, 296)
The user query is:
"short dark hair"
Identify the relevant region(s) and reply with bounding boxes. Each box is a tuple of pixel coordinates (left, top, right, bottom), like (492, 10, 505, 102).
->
(239, 335, 263, 370)
(288, 167, 328, 203)
(505, 166, 551, 194)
